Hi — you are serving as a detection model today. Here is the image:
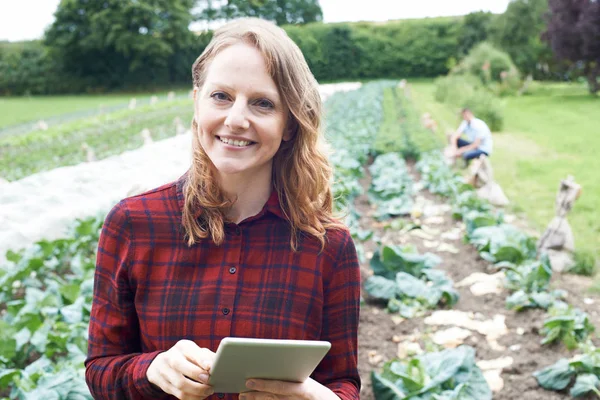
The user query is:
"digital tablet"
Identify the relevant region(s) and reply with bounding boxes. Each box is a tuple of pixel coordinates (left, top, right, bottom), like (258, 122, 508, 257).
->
(207, 337, 331, 394)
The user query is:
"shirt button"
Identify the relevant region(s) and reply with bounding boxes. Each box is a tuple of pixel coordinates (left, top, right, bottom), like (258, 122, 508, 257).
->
(217, 394, 225, 399)
(229, 266, 237, 274)
(222, 308, 230, 315)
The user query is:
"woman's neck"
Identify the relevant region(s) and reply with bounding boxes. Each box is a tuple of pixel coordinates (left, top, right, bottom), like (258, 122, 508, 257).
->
(218, 166, 273, 224)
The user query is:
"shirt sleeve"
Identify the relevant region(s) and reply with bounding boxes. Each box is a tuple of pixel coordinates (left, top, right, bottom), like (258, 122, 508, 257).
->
(85, 201, 168, 399)
(313, 230, 361, 400)
(457, 120, 467, 134)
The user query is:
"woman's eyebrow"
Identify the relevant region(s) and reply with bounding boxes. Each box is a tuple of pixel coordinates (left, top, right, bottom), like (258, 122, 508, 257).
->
(208, 82, 280, 100)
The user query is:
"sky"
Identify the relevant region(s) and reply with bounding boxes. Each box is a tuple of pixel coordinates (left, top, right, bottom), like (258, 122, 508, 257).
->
(0, 0, 510, 42)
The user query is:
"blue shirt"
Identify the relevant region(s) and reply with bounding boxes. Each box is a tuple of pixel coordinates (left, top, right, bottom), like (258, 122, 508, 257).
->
(458, 118, 493, 155)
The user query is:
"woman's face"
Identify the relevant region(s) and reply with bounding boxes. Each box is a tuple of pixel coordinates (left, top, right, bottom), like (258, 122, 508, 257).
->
(194, 43, 291, 180)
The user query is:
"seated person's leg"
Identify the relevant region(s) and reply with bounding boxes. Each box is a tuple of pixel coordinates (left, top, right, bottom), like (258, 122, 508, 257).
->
(457, 138, 471, 148)
(462, 149, 487, 161)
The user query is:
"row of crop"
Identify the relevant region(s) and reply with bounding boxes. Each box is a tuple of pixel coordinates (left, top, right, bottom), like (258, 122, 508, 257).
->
(362, 151, 493, 399)
(373, 85, 444, 161)
(0, 99, 193, 181)
(415, 151, 599, 398)
(0, 216, 102, 397)
(325, 81, 397, 258)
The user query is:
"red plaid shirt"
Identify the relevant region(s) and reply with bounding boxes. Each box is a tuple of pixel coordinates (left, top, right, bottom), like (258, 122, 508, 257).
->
(85, 175, 361, 400)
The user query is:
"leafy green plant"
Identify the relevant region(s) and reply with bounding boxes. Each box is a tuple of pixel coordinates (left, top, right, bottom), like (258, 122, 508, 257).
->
(541, 302, 595, 350)
(463, 210, 502, 238)
(452, 191, 493, 221)
(365, 245, 458, 317)
(534, 342, 600, 398)
(372, 345, 492, 400)
(502, 256, 565, 311)
(0, 216, 102, 398)
(468, 224, 537, 264)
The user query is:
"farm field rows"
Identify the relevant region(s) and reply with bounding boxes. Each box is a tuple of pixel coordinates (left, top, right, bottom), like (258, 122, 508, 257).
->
(0, 82, 599, 399)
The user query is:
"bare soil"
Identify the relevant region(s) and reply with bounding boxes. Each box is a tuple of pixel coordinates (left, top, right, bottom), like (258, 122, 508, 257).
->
(355, 166, 600, 400)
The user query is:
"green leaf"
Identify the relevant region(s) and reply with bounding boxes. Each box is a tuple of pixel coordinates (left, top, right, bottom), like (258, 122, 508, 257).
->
(459, 366, 493, 400)
(533, 358, 575, 390)
(0, 337, 17, 361)
(530, 292, 555, 309)
(59, 283, 81, 304)
(418, 346, 470, 394)
(395, 272, 429, 299)
(494, 245, 525, 264)
(365, 276, 398, 300)
(569, 374, 600, 397)
(14, 327, 31, 351)
(541, 326, 562, 346)
(0, 368, 20, 388)
(391, 358, 427, 393)
(372, 371, 407, 400)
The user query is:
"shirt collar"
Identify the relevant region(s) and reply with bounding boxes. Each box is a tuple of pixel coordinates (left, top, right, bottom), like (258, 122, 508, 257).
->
(176, 172, 287, 221)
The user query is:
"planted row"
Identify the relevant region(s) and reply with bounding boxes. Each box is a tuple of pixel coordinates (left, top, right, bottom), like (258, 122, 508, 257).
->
(0, 99, 193, 181)
(0, 216, 102, 398)
(416, 151, 598, 397)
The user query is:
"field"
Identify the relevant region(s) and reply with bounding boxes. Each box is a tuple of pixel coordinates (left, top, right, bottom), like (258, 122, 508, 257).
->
(1, 81, 599, 399)
(411, 81, 600, 270)
(0, 89, 190, 137)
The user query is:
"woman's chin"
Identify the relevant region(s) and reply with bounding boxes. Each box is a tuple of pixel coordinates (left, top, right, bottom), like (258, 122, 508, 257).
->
(211, 161, 248, 176)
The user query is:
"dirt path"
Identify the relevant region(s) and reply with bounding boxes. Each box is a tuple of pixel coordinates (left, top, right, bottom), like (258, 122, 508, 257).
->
(355, 165, 599, 399)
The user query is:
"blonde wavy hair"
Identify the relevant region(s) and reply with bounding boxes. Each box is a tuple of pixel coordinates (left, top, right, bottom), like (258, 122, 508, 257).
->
(183, 18, 343, 250)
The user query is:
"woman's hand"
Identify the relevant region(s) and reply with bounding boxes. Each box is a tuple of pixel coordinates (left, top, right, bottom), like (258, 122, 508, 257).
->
(146, 339, 216, 400)
(238, 377, 340, 400)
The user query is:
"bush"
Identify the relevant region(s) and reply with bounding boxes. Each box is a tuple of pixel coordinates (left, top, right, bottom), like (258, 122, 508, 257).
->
(451, 42, 521, 96)
(434, 74, 505, 131)
(434, 74, 481, 103)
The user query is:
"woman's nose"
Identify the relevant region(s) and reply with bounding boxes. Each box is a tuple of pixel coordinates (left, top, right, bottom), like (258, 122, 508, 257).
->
(224, 100, 250, 131)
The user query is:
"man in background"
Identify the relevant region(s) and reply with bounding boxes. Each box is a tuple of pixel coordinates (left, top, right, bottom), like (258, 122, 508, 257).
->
(449, 108, 493, 162)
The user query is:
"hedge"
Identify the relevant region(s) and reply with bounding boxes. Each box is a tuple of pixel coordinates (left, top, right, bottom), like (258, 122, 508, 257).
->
(1, 18, 464, 95)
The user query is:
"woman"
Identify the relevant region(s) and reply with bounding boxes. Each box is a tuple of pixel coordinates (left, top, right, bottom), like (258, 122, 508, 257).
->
(85, 18, 361, 400)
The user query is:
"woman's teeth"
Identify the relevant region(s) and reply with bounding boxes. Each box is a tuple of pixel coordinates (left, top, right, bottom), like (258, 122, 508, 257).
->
(219, 137, 253, 147)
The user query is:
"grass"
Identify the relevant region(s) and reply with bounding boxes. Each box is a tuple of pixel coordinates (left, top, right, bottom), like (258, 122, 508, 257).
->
(0, 89, 190, 129)
(410, 80, 600, 267)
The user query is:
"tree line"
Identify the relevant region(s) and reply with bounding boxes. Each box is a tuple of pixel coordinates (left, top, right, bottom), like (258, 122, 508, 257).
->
(0, 0, 598, 96)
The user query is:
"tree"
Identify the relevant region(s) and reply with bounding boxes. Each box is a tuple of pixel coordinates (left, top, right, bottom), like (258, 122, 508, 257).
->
(544, 0, 600, 94)
(195, 0, 323, 26)
(458, 11, 494, 56)
(45, 0, 196, 89)
(491, 0, 552, 78)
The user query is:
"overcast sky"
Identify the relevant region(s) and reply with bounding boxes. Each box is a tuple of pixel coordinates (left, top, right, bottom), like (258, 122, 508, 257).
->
(0, 0, 510, 42)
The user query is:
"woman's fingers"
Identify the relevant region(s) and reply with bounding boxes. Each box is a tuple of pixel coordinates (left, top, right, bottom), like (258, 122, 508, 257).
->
(175, 340, 216, 370)
(168, 351, 208, 383)
(162, 366, 213, 399)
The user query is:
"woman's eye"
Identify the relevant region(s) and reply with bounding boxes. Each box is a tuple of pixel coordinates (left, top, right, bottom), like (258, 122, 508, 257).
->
(255, 99, 274, 109)
(210, 92, 229, 101)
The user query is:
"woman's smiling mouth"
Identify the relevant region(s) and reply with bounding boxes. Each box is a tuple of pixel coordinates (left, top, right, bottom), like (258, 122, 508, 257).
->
(216, 136, 256, 147)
